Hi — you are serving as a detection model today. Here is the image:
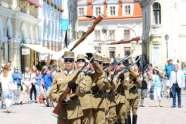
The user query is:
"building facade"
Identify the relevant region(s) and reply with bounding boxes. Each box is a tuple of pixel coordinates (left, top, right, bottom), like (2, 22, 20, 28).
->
(140, 0, 186, 68)
(40, 0, 63, 52)
(0, 0, 40, 70)
(76, 0, 143, 59)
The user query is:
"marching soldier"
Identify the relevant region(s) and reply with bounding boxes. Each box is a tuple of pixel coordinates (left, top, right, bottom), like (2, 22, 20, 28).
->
(50, 51, 83, 124)
(86, 54, 109, 124)
(112, 62, 130, 124)
(125, 65, 141, 124)
(75, 54, 95, 124)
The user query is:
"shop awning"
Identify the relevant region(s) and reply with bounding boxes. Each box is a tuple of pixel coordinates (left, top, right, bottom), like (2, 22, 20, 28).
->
(23, 44, 55, 55)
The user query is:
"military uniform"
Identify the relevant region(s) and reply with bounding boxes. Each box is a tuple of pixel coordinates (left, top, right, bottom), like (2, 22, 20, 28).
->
(113, 71, 130, 124)
(50, 51, 83, 124)
(75, 54, 95, 124)
(125, 68, 140, 124)
(49, 71, 64, 102)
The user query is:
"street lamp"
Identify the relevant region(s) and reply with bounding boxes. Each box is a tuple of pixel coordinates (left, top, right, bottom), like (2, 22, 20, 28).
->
(165, 34, 169, 60)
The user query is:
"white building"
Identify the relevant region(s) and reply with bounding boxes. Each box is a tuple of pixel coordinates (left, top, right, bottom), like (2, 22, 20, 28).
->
(76, 0, 143, 59)
(140, 0, 186, 68)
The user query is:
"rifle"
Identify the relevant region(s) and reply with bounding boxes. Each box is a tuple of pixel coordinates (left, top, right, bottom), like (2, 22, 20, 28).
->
(70, 16, 103, 51)
(53, 65, 87, 116)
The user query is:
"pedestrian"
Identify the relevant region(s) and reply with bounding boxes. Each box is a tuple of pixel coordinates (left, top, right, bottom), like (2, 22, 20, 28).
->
(165, 59, 175, 79)
(139, 72, 148, 107)
(30, 66, 37, 103)
(22, 67, 31, 103)
(146, 64, 153, 97)
(35, 70, 42, 103)
(12, 67, 22, 104)
(169, 64, 185, 108)
(0, 64, 14, 113)
(42, 66, 53, 107)
(152, 67, 163, 107)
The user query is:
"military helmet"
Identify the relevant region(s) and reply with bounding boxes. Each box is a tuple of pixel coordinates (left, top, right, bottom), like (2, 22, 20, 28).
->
(76, 54, 86, 61)
(63, 51, 74, 59)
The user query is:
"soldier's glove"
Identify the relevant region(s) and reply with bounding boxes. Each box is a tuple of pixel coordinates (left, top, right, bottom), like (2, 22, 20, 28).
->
(64, 95, 71, 102)
(68, 81, 77, 92)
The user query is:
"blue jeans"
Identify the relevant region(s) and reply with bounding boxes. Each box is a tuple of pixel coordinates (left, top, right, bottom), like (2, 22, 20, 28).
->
(171, 83, 181, 107)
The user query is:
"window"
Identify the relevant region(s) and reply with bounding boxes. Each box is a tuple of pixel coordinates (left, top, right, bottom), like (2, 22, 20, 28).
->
(95, 30, 101, 41)
(124, 47, 131, 56)
(78, 7, 84, 17)
(124, 5, 131, 15)
(109, 47, 116, 58)
(108, 30, 115, 40)
(153, 2, 161, 24)
(110, 6, 116, 16)
(95, 7, 101, 16)
(124, 29, 130, 40)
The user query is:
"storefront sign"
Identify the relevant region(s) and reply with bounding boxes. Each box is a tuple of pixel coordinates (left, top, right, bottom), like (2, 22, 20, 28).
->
(22, 48, 30, 55)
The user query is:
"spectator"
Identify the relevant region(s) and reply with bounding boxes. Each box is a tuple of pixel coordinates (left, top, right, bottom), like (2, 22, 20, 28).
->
(22, 67, 31, 103)
(12, 67, 22, 104)
(0, 64, 14, 113)
(182, 63, 186, 89)
(152, 67, 163, 107)
(30, 66, 37, 103)
(165, 59, 175, 79)
(139, 72, 148, 107)
(146, 64, 153, 95)
(35, 70, 42, 102)
(42, 66, 53, 107)
(169, 64, 185, 108)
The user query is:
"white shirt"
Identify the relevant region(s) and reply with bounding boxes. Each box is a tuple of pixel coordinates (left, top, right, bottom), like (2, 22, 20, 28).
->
(169, 70, 185, 88)
(0, 73, 13, 92)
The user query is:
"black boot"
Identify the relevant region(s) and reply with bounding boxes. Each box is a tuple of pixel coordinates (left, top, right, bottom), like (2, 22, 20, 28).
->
(127, 114, 131, 124)
(132, 115, 137, 124)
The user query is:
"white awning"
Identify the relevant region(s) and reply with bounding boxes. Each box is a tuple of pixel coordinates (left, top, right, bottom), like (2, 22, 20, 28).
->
(23, 44, 55, 55)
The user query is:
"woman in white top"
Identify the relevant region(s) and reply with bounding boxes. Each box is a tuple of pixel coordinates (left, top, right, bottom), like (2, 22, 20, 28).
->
(0, 64, 14, 113)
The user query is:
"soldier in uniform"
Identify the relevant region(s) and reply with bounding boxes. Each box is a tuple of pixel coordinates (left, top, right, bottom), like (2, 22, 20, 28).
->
(125, 65, 141, 124)
(50, 51, 83, 124)
(112, 62, 130, 124)
(75, 54, 95, 124)
(87, 54, 109, 124)
(103, 57, 117, 124)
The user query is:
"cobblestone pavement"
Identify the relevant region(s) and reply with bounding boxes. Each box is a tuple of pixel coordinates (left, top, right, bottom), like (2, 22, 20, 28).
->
(1, 94, 186, 124)
(138, 93, 186, 124)
(0, 103, 56, 124)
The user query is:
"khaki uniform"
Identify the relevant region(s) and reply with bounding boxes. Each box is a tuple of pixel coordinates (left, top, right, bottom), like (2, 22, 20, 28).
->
(90, 62, 109, 124)
(125, 69, 140, 124)
(51, 69, 83, 124)
(113, 72, 129, 124)
(49, 71, 64, 102)
(76, 72, 95, 124)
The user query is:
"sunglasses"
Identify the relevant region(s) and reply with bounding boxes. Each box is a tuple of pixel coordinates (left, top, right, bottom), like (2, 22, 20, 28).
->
(76, 59, 85, 63)
(64, 58, 74, 63)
